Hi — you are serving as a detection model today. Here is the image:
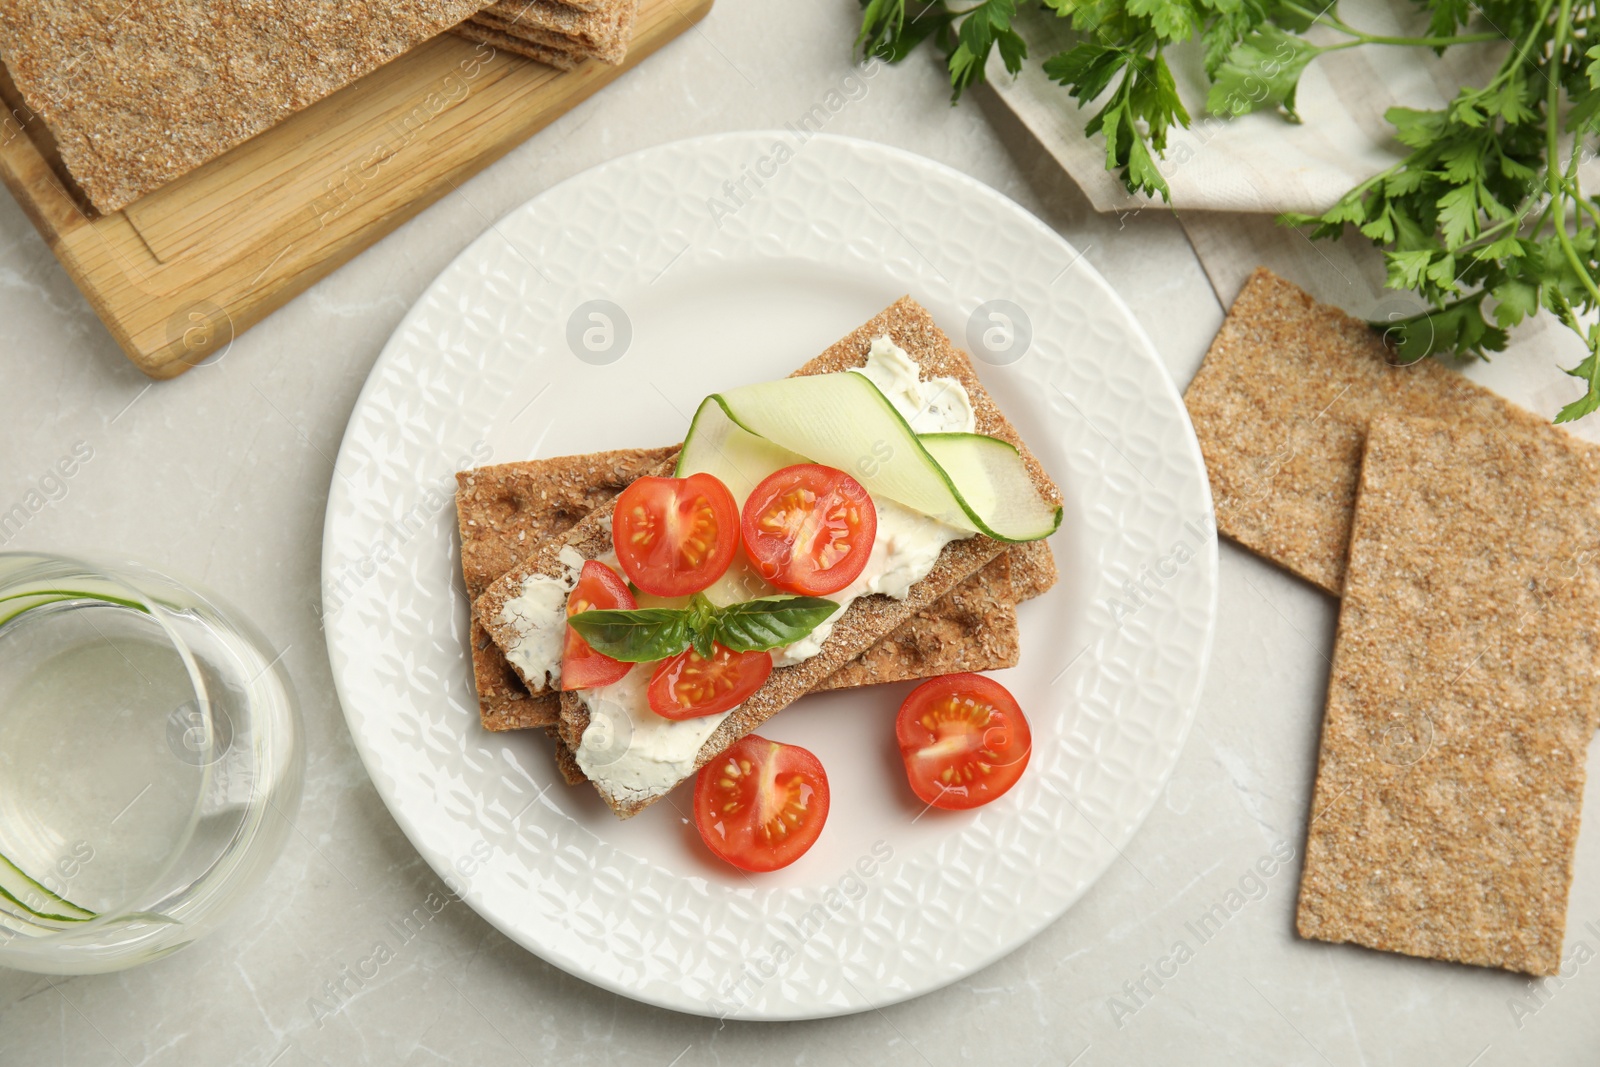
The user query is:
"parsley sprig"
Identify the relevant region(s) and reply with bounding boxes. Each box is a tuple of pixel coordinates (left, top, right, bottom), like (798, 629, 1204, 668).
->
(858, 1, 1600, 421)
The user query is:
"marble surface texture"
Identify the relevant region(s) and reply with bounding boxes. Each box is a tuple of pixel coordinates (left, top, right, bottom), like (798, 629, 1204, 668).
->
(1, 0, 1597, 1063)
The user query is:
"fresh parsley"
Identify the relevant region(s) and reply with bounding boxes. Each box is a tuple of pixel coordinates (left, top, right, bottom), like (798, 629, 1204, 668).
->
(567, 593, 839, 663)
(858, 1, 1600, 421)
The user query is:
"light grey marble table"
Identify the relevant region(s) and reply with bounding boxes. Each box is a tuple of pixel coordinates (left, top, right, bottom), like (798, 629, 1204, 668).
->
(2, 0, 1596, 1063)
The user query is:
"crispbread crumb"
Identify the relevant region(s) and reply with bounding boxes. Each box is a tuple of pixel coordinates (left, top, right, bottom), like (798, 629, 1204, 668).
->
(546, 726, 588, 785)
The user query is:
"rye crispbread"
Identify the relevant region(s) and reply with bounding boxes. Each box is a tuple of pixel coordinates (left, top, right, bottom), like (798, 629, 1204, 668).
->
(475, 297, 1061, 816)
(547, 726, 587, 785)
(1296, 415, 1600, 976)
(470, 0, 637, 65)
(1006, 539, 1058, 603)
(490, 0, 609, 15)
(812, 553, 1018, 692)
(456, 447, 674, 730)
(1183, 268, 1549, 594)
(0, 1, 495, 213)
(449, 20, 582, 70)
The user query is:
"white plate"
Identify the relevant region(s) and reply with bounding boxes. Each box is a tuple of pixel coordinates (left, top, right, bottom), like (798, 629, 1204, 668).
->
(323, 132, 1217, 1021)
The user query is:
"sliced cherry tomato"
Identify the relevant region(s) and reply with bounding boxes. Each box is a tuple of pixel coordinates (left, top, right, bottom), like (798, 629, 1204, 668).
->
(560, 561, 636, 691)
(740, 464, 877, 596)
(612, 473, 738, 597)
(895, 673, 1031, 810)
(647, 643, 772, 720)
(694, 734, 830, 872)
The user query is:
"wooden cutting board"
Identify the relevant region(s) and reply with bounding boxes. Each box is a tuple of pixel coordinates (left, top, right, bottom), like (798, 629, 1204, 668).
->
(0, 0, 711, 379)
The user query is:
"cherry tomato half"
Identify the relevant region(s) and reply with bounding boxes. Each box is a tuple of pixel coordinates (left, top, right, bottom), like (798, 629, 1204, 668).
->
(647, 643, 773, 720)
(560, 560, 636, 691)
(895, 673, 1031, 810)
(740, 464, 877, 596)
(694, 734, 830, 872)
(612, 473, 739, 597)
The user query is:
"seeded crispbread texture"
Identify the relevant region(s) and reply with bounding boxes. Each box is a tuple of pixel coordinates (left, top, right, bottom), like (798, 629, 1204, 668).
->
(448, 20, 582, 70)
(455, 448, 673, 730)
(490, 0, 608, 14)
(546, 727, 587, 785)
(1296, 415, 1600, 977)
(1183, 268, 1543, 595)
(491, 296, 1063, 817)
(1007, 539, 1058, 602)
(0, 0, 495, 213)
(469, 0, 637, 64)
(813, 553, 1019, 692)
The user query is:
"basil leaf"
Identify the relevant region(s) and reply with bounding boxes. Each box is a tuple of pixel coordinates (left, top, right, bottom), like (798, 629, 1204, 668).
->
(567, 608, 692, 663)
(567, 595, 841, 665)
(711, 595, 840, 653)
(688, 593, 717, 660)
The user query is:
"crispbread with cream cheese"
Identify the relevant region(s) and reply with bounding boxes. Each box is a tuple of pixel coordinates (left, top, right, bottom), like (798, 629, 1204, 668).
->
(457, 455, 1051, 732)
(529, 555, 1030, 787)
(456, 447, 674, 730)
(477, 297, 1061, 817)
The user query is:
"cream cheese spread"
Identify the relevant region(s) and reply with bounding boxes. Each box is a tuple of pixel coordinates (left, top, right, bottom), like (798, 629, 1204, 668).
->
(573, 664, 732, 804)
(498, 546, 591, 689)
(854, 334, 975, 434)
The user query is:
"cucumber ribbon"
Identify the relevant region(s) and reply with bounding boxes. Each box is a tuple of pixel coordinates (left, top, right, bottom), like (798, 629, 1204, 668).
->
(677, 371, 1061, 543)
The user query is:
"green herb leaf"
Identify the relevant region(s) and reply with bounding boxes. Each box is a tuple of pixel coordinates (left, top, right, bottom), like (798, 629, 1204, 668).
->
(859, 0, 1600, 423)
(1386, 106, 1447, 149)
(1436, 184, 1481, 248)
(688, 593, 717, 659)
(948, 0, 1021, 98)
(1206, 25, 1321, 122)
(711, 596, 841, 653)
(1127, 0, 1195, 42)
(568, 594, 841, 664)
(1559, 344, 1600, 424)
(566, 608, 693, 663)
(1044, 44, 1186, 200)
(1041, 43, 1127, 105)
(1490, 278, 1539, 328)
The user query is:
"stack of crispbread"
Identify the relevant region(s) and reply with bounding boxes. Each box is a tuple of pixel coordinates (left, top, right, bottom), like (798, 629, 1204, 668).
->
(449, 0, 640, 70)
(1184, 268, 1600, 977)
(0, 0, 497, 213)
(457, 297, 1060, 807)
